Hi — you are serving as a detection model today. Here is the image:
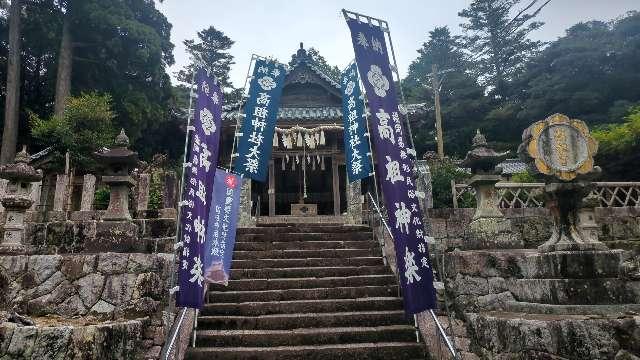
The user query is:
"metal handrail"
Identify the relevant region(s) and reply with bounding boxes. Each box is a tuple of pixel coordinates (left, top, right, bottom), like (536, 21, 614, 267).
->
(365, 192, 459, 359)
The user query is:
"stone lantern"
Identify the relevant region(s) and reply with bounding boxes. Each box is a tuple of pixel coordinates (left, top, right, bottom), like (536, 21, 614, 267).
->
(94, 129, 138, 221)
(0, 146, 42, 253)
(462, 130, 509, 219)
(461, 130, 521, 249)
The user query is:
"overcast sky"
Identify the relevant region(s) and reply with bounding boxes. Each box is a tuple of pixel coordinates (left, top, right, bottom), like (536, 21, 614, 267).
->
(157, 1, 639, 89)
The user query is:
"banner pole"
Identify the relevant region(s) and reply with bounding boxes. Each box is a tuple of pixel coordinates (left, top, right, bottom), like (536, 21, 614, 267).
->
(167, 68, 197, 315)
(228, 54, 258, 170)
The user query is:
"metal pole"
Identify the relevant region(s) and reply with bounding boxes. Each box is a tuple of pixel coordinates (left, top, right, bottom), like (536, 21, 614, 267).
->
(167, 69, 197, 315)
(228, 54, 258, 170)
(430, 309, 459, 359)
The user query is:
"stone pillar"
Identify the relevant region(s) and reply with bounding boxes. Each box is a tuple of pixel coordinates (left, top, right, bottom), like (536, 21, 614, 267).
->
(415, 160, 433, 210)
(136, 173, 151, 212)
(268, 159, 275, 217)
(238, 179, 255, 227)
(346, 179, 362, 225)
(332, 157, 340, 216)
(578, 193, 600, 243)
(163, 171, 177, 209)
(0, 179, 7, 212)
(80, 174, 96, 211)
(53, 174, 69, 212)
(28, 181, 42, 211)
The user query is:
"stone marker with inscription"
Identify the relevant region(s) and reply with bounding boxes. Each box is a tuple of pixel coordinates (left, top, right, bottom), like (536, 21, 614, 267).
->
(519, 113, 607, 252)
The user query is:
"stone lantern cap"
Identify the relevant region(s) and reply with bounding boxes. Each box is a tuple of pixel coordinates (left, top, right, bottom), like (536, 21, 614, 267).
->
(94, 129, 138, 166)
(461, 129, 509, 174)
(0, 146, 43, 183)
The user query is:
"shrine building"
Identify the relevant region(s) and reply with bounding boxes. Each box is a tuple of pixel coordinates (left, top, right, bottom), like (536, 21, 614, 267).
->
(220, 44, 427, 221)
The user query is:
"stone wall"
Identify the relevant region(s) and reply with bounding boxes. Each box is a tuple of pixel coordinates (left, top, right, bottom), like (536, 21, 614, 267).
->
(0, 319, 145, 360)
(427, 207, 640, 252)
(0, 253, 175, 359)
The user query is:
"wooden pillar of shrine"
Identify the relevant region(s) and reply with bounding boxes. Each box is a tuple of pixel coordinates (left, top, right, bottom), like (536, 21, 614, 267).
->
(332, 156, 340, 216)
(268, 159, 275, 216)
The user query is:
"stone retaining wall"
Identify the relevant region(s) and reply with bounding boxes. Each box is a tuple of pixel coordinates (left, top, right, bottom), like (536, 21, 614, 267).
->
(0, 319, 145, 360)
(0, 253, 173, 318)
(427, 207, 640, 251)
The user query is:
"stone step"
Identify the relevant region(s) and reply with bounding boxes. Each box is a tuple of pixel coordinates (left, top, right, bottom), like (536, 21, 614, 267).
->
(234, 240, 378, 251)
(186, 342, 426, 360)
(208, 285, 398, 303)
(466, 312, 636, 359)
(237, 232, 372, 242)
(209, 274, 397, 291)
(230, 265, 391, 279)
(232, 257, 384, 269)
(195, 325, 417, 347)
(510, 278, 638, 305)
(197, 311, 409, 330)
(201, 297, 404, 316)
(237, 225, 370, 234)
(233, 248, 380, 260)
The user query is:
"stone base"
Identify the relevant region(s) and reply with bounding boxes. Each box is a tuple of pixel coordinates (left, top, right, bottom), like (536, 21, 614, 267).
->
(88, 221, 141, 253)
(47, 210, 67, 222)
(70, 211, 100, 221)
(0, 243, 27, 255)
(466, 217, 523, 250)
(465, 311, 640, 359)
(538, 240, 609, 253)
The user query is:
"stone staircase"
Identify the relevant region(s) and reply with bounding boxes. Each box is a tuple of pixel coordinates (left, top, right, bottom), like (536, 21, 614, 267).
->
(185, 224, 426, 360)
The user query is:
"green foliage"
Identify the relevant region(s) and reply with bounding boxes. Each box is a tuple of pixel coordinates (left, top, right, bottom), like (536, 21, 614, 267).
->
(177, 26, 235, 88)
(404, 26, 491, 157)
(459, 0, 545, 99)
(30, 92, 117, 171)
(94, 187, 110, 210)
(430, 161, 473, 208)
(510, 170, 536, 183)
(594, 106, 640, 154)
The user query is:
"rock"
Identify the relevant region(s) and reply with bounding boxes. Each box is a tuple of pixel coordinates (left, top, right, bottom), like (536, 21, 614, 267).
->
(57, 294, 87, 317)
(90, 300, 115, 315)
(27, 270, 64, 299)
(76, 273, 105, 309)
(127, 254, 154, 273)
(133, 272, 161, 299)
(5, 325, 38, 358)
(476, 291, 515, 311)
(31, 326, 72, 360)
(27, 255, 62, 284)
(61, 255, 96, 281)
(102, 274, 136, 306)
(616, 350, 640, 360)
(97, 253, 130, 275)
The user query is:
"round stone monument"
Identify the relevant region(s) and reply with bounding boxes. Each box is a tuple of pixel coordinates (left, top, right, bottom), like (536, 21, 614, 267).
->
(519, 113, 607, 252)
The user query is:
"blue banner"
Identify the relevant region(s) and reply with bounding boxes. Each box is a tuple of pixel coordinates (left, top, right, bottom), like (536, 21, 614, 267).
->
(203, 169, 242, 286)
(237, 59, 287, 181)
(347, 17, 437, 314)
(342, 63, 373, 182)
(176, 68, 223, 309)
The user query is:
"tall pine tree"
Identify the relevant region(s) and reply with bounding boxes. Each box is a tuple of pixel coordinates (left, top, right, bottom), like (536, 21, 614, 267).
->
(459, 0, 547, 99)
(177, 26, 234, 89)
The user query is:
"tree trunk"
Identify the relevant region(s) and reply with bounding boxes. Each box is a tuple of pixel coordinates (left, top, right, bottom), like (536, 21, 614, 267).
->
(1, 0, 22, 165)
(54, 8, 73, 118)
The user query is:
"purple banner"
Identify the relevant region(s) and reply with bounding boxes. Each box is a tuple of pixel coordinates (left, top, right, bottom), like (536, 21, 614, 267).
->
(347, 18, 437, 314)
(203, 169, 242, 286)
(176, 69, 223, 309)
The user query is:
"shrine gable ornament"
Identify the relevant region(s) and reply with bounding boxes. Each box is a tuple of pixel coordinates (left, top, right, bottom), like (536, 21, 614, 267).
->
(519, 113, 599, 181)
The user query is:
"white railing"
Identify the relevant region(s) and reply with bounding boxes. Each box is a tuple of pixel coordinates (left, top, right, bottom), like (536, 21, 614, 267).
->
(451, 181, 640, 209)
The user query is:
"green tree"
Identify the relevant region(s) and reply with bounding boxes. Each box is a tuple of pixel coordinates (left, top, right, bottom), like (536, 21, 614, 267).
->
(515, 12, 640, 127)
(459, 0, 547, 99)
(30, 92, 117, 171)
(593, 106, 640, 180)
(404, 26, 491, 157)
(177, 26, 234, 88)
(289, 46, 341, 82)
